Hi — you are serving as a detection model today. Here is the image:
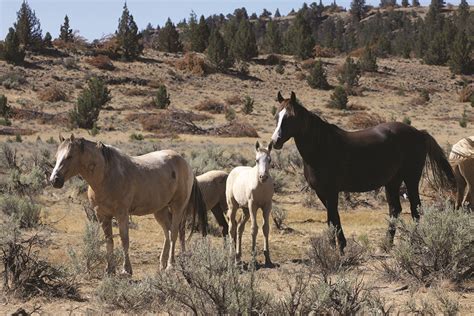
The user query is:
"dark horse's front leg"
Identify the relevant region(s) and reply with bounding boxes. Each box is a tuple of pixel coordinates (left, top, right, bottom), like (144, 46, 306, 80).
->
(315, 188, 347, 253)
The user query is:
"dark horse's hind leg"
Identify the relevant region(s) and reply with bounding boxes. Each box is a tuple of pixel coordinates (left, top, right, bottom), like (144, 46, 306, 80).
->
(404, 174, 422, 221)
(385, 177, 403, 244)
(211, 205, 229, 238)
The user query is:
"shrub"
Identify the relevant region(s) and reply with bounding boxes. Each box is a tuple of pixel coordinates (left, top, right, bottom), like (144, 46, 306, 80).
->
(314, 45, 336, 58)
(37, 86, 67, 102)
(195, 99, 225, 113)
(153, 84, 171, 109)
(129, 132, 144, 141)
(62, 57, 79, 69)
(359, 46, 378, 72)
(225, 106, 236, 121)
(328, 86, 348, 109)
(307, 59, 330, 90)
(1, 71, 27, 90)
(86, 55, 115, 70)
(1, 28, 25, 65)
(0, 195, 41, 229)
(70, 77, 111, 129)
(266, 54, 281, 65)
(271, 105, 277, 116)
(402, 116, 411, 125)
(0, 95, 11, 119)
(242, 96, 254, 114)
(337, 57, 360, 94)
(187, 146, 248, 174)
(275, 63, 285, 74)
(459, 109, 468, 128)
(175, 52, 209, 76)
(272, 205, 288, 230)
(1, 228, 79, 299)
(347, 112, 386, 129)
(389, 204, 473, 284)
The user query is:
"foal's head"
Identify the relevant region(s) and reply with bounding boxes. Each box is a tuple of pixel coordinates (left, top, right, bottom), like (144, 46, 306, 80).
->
(271, 91, 306, 150)
(49, 134, 85, 188)
(255, 141, 273, 183)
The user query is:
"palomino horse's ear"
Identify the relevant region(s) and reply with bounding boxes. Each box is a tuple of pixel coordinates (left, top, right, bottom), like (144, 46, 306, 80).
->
(290, 91, 296, 103)
(255, 141, 261, 151)
(277, 91, 284, 103)
(59, 134, 65, 142)
(268, 141, 273, 152)
(96, 141, 104, 149)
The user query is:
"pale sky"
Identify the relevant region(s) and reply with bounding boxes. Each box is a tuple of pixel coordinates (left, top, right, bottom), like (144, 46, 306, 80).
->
(1, 0, 439, 41)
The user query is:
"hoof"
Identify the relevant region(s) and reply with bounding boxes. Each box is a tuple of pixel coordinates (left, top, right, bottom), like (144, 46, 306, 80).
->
(120, 270, 132, 278)
(264, 261, 276, 269)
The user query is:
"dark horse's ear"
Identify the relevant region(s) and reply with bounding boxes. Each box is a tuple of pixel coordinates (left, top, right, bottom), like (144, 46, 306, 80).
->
(277, 91, 284, 103)
(290, 91, 296, 103)
(255, 141, 261, 151)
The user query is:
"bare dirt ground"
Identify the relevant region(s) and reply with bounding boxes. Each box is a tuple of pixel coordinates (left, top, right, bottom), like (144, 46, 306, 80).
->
(0, 50, 473, 314)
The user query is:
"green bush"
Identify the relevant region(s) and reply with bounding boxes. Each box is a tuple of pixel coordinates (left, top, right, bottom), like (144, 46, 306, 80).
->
(153, 84, 170, 109)
(1, 28, 25, 65)
(459, 109, 468, 128)
(307, 59, 330, 90)
(225, 106, 236, 121)
(242, 95, 254, 114)
(0, 195, 41, 229)
(0, 95, 11, 119)
(402, 116, 411, 125)
(70, 77, 111, 129)
(337, 57, 360, 94)
(328, 86, 348, 109)
(359, 46, 378, 72)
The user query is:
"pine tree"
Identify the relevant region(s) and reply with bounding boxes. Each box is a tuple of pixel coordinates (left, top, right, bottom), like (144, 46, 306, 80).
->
(207, 29, 233, 70)
(424, 32, 449, 65)
(359, 45, 378, 72)
(263, 20, 282, 54)
(260, 9, 272, 18)
(350, 0, 366, 21)
(307, 59, 331, 90)
(115, 3, 143, 61)
(401, 0, 409, 7)
(380, 0, 397, 8)
(274, 8, 281, 18)
(337, 56, 361, 93)
(456, 0, 470, 30)
(157, 18, 183, 53)
(43, 32, 52, 47)
(449, 31, 472, 75)
(232, 19, 258, 61)
(285, 11, 314, 59)
(329, 86, 348, 109)
(412, 0, 420, 6)
(59, 15, 73, 42)
(191, 15, 210, 52)
(1, 27, 25, 64)
(14, 0, 42, 50)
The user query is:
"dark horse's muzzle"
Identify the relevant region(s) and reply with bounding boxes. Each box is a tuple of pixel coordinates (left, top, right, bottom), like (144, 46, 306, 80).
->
(272, 138, 284, 150)
(50, 174, 65, 188)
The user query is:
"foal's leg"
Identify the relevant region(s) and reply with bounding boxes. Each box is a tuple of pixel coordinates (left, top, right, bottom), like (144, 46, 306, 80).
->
(236, 207, 250, 263)
(385, 179, 403, 245)
(262, 202, 274, 268)
(154, 210, 171, 270)
(248, 200, 259, 257)
(459, 161, 474, 207)
(97, 214, 115, 275)
(117, 214, 132, 275)
(226, 199, 239, 251)
(326, 191, 346, 252)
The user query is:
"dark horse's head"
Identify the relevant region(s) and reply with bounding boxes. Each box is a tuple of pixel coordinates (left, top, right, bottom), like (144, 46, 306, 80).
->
(271, 91, 306, 150)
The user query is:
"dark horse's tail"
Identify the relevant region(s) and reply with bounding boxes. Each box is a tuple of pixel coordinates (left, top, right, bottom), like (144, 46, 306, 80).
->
(188, 177, 208, 237)
(422, 131, 456, 191)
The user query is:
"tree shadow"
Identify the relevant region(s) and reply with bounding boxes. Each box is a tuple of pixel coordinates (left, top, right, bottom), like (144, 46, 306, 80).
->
(223, 70, 263, 82)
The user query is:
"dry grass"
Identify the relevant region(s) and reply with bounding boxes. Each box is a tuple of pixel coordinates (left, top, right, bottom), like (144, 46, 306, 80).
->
(225, 95, 242, 105)
(195, 99, 226, 114)
(86, 55, 115, 71)
(347, 112, 386, 129)
(175, 52, 210, 76)
(459, 84, 473, 103)
(314, 45, 337, 58)
(37, 86, 67, 102)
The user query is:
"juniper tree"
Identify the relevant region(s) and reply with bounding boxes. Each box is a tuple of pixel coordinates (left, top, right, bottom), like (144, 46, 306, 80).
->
(157, 18, 183, 53)
(350, 0, 366, 22)
(412, 0, 420, 6)
(449, 31, 472, 75)
(190, 15, 210, 52)
(14, 0, 42, 50)
(207, 28, 233, 70)
(232, 19, 258, 61)
(43, 32, 52, 47)
(359, 45, 378, 72)
(329, 86, 348, 109)
(274, 8, 281, 18)
(263, 20, 282, 54)
(337, 56, 360, 93)
(115, 3, 143, 61)
(456, 0, 470, 31)
(59, 15, 73, 42)
(285, 11, 314, 59)
(401, 0, 409, 7)
(2, 28, 25, 64)
(307, 60, 331, 90)
(260, 9, 272, 18)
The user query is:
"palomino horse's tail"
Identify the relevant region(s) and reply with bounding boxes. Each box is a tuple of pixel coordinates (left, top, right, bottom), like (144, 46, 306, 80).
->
(423, 131, 456, 192)
(188, 177, 208, 237)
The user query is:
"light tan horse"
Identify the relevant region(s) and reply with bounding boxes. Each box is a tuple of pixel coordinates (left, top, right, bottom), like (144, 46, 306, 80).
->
(449, 136, 474, 209)
(49, 135, 207, 274)
(197, 170, 229, 237)
(226, 141, 274, 268)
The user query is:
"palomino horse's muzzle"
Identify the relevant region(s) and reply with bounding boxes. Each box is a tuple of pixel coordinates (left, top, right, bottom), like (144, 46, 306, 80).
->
(50, 174, 65, 188)
(259, 174, 269, 183)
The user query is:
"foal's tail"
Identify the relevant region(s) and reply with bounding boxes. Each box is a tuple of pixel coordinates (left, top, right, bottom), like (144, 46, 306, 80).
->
(423, 131, 456, 192)
(188, 177, 208, 237)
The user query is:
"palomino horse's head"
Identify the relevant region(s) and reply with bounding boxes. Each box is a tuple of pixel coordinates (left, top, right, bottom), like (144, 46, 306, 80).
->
(49, 134, 84, 188)
(271, 91, 305, 150)
(255, 141, 273, 183)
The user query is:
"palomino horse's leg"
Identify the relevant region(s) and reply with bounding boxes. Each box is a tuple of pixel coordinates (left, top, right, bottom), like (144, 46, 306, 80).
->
(178, 220, 186, 253)
(385, 179, 403, 245)
(97, 214, 115, 275)
(453, 164, 466, 209)
(167, 198, 188, 269)
(326, 191, 346, 252)
(117, 214, 132, 275)
(262, 202, 274, 268)
(154, 210, 171, 270)
(248, 200, 259, 257)
(459, 160, 474, 207)
(236, 207, 250, 263)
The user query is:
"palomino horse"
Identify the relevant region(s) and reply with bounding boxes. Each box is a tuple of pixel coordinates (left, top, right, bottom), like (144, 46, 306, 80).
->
(271, 92, 456, 251)
(449, 136, 474, 209)
(226, 141, 274, 267)
(49, 135, 207, 274)
(196, 170, 229, 237)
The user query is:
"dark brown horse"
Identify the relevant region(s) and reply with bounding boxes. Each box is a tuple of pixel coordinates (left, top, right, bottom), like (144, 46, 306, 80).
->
(271, 92, 456, 251)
